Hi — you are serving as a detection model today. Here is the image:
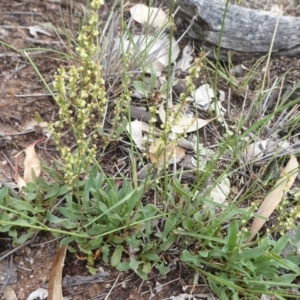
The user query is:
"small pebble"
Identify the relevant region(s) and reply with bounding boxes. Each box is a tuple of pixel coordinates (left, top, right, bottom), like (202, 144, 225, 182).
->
(1, 160, 7, 166)
(25, 246, 31, 256)
(11, 149, 18, 156)
(3, 286, 18, 300)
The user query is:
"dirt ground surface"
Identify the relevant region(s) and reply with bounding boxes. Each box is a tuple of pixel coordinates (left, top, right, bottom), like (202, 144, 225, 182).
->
(1, 0, 300, 299)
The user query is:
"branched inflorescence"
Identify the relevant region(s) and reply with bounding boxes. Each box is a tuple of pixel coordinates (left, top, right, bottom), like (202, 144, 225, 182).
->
(49, 0, 106, 185)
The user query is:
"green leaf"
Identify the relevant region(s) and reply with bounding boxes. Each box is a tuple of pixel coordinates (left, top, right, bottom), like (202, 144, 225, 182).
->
(58, 185, 69, 196)
(132, 81, 151, 96)
(182, 218, 195, 231)
(275, 274, 297, 284)
(199, 250, 208, 258)
(155, 263, 170, 276)
(126, 235, 141, 249)
(162, 215, 177, 238)
(225, 220, 239, 251)
(61, 236, 75, 246)
(111, 245, 124, 267)
(87, 266, 97, 275)
(235, 245, 267, 261)
(141, 204, 159, 217)
(102, 244, 110, 264)
(116, 262, 130, 271)
(141, 253, 159, 261)
(159, 233, 177, 251)
(13, 200, 34, 211)
(11, 219, 31, 227)
(44, 183, 60, 199)
(129, 257, 141, 271)
(111, 236, 124, 244)
(47, 213, 66, 224)
(0, 185, 8, 202)
(88, 237, 103, 249)
(142, 261, 152, 274)
(295, 227, 300, 244)
(88, 224, 110, 235)
(181, 250, 200, 266)
(137, 269, 148, 280)
(273, 234, 290, 255)
(193, 211, 203, 222)
(149, 64, 157, 89)
(57, 207, 72, 218)
(14, 231, 35, 244)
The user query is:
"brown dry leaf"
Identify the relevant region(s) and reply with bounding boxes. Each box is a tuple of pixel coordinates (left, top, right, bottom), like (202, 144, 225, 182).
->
(247, 154, 299, 242)
(48, 245, 67, 300)
(159, 102, 213, 134)
(125, 120, 163, 150)
(20, 119, 51, 138)
(172, 117, 212, 134)
(23, 141, 42, 183)
(15, 169, 27, 191)
(149, 140, 185, 166)
(14, 159, 27, 191)
(130, 4, 169, 28)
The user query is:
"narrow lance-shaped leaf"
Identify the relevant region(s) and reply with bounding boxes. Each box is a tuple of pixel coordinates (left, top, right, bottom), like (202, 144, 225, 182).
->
(247, 154, 298, 242)
(24, 140, 42, 183)
(48, 245, 67, 300)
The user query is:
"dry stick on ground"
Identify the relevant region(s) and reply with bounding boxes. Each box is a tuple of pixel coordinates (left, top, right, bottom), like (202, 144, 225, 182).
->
(167, 0, 300, 59)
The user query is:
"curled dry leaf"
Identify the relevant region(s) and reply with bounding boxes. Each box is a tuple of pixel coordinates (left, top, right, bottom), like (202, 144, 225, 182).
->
(23, 142, 42, 183)
(149, 140, 185, 166)
(48, 245, 67, 300)
(187, 84, 214, 110)
(209, 177, 231, 205)
(245, 140, 268, 162)
(14, 139, 43, 190)
(130, 4, 169, 28)
(126, 120, 145, 150)
(26, 288, 48, 300)
(177, 44, 194, 72)
(28, 25, 52, 39)
(247, 154, 299, 242)
(15, 167, 27, 191)
(126, 120, 162, 150)
(159, 102, 213, 134)
(20, 119, 51, 138)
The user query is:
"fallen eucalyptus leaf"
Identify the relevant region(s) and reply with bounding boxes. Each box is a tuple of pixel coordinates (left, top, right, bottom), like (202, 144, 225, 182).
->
(130, 4, 169, 28)
(23, 141, 42, 183)
(247, 154, 299, 242)
(149, 140, 185, 166)
(26, 288, 48, 300)
(187, 84, 214, 110)
(245, 140, 268, 162)
(209, 177, 230, 205)
(177, 44, 194, 72)
(48, 246, 67, 300)
(159, 102, 213, 134)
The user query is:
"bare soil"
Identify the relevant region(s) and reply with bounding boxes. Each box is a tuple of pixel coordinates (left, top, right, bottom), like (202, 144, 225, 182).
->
(1, 0, 300, 299)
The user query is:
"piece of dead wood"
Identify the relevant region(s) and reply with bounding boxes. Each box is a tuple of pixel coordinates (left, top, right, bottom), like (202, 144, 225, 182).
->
(62, 272, 109, 286)
(129, 105, 152, 123)
(167, 0, 300, 56)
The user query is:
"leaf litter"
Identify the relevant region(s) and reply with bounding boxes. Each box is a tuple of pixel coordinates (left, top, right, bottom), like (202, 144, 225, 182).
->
(130, 4, 170, 29)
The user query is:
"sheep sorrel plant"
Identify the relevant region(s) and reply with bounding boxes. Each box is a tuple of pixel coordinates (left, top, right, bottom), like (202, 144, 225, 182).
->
(49, 0, 107, 186)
